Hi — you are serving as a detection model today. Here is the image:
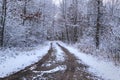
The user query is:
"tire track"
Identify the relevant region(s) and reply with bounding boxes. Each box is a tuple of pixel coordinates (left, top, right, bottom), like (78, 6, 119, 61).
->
(57, 43, 103, 80)
(0, 43, 54, 80)
(0, 43, 103, 80)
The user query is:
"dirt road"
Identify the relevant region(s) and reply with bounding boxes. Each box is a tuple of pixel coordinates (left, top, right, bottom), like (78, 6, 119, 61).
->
(0, 43, 103, 80)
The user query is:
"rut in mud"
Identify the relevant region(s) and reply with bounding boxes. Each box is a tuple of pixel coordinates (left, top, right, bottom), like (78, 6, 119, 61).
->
(56, 43, 102, 80)
(0, 43, 103, 80)
(0, 43, 54, 80)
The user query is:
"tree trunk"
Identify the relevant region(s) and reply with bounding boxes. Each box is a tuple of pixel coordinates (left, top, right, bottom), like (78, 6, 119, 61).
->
(95, 0, 101, 48)
(23, 0, 27, 25)
(74, 26, 78, 43)
(74, 0, 78, 43)
(65, 24, 70, 42)
(0, 0, 7, 47)
(62, 0, 70, 42)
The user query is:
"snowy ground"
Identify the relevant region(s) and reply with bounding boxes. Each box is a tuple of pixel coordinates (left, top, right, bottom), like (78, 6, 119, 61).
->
(0, 42, 50, 78)
(53, 43, 65, 62)
(0, 41, 120, 80)
(57, 41, 120, 80)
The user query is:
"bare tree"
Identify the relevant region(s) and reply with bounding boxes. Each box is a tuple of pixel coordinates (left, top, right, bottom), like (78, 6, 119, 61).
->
(0, 0, 7, 47)
(22, 0, 28, 25)
(95, 0, 101, 48)
(60, 0, 70, 42)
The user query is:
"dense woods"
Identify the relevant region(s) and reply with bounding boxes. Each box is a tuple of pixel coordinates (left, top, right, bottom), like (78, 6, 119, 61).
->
(1, 0, 120, 80)
(0, 0, 120, 61)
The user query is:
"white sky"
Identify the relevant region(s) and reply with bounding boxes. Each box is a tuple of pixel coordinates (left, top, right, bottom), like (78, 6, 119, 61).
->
(52, 0, 62, 6)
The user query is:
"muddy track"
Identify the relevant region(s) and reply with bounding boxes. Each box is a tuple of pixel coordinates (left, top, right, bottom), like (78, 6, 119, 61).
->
(0, 43, 54, 80)
(0, 43, 103, 80)
(57, 43, 103, 80)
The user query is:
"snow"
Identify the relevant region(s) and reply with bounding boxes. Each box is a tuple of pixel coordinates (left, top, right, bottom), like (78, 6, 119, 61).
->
(0, 42, 50, 78)
(53, 42, 65, 62)
(52, 0, 62, 6)
(41, 65, 66, 74)
(32, 65, 66, 80)
(1, 41, 120, 80)
(42, 63, 52, 67)
(57, 41, 120, 80)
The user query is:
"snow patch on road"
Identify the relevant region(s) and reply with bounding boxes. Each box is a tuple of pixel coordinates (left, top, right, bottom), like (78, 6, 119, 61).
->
(41, 65, 66, 74)
(0, 42, 50, 78)
(53, 42, 65, 62)
(57, 41, 120, 80)
(33, 65, 66, 80)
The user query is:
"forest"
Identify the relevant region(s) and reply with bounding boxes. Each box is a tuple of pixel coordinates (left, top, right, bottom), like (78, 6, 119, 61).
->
(1, 0, 120, 62)
(0, 0, 120, 80)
